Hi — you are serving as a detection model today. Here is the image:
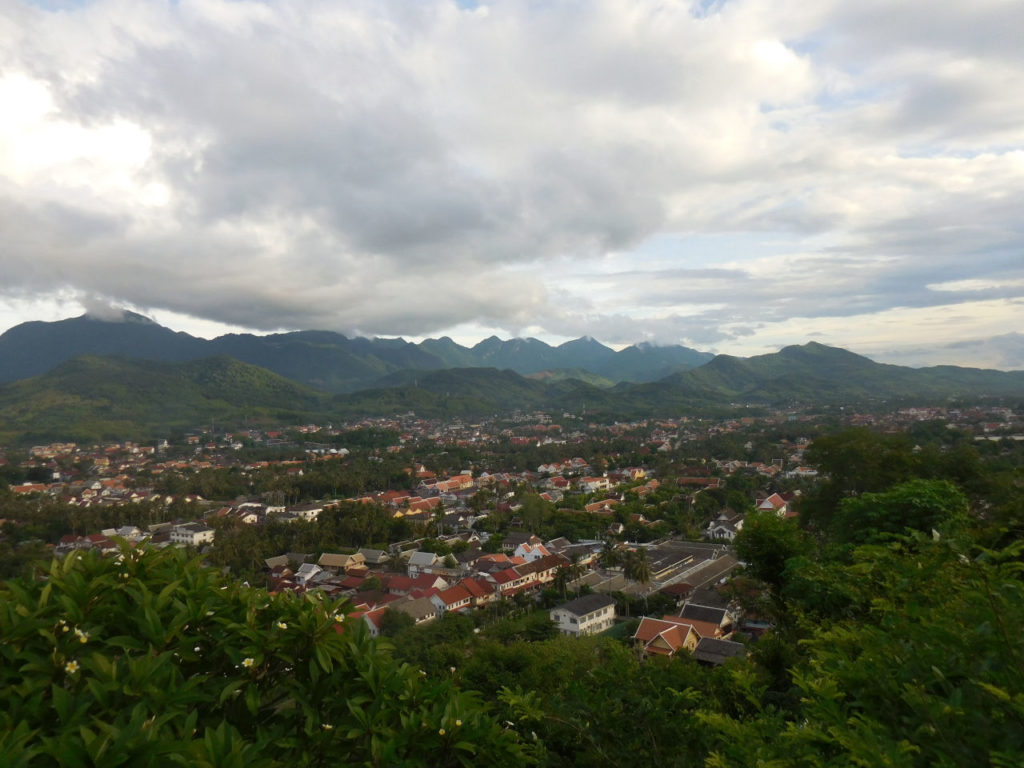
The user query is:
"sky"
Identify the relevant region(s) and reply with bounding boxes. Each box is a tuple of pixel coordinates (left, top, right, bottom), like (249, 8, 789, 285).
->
(1, 0, 1023, 369)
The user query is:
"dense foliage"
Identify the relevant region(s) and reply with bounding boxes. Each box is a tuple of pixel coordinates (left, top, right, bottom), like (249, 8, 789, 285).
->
(0, 547, 532, 767)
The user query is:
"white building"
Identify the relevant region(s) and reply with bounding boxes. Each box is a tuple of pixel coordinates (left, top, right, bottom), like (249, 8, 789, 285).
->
(550, 594, 617, 637)
(170, 522, 215, 547)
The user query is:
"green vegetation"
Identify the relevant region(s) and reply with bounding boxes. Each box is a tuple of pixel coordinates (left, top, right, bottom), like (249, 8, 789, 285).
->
(0, 356, 334, 444)
(0, 546, 532, 766)
(4, 341, 1024, 444)
(3, 416, 1024, 765)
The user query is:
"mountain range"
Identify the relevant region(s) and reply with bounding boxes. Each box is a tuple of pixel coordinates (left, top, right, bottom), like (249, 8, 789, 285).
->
(2, 313, 1024, 444)
(0, 312, 712, 392)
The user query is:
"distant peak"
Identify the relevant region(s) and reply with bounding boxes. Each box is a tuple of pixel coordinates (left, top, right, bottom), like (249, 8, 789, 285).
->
(81, 309, 156, 325)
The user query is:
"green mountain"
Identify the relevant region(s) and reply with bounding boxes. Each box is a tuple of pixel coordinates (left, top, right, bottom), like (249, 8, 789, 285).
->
(607, 341, 715, 382)
(0, 355, 332, 444)
(3, 342, 1022, 445)
(333, 367, 611, 419)
(527, 368, 617, 388)
(630, 342, 1024, 407)
(0, 313, 711, 390)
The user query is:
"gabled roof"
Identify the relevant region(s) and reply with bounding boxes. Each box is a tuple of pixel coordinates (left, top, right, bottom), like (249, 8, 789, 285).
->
(633, 617, 697, 656)
(356, 547, 390, 563)
(408, 550, 439, 567)
(680, 604, 729, 626)
(514, 553, 568, 577)
(693, 637, 747, 665)
(662, 614, 720, 639)
(392, 596, 437, 622)
(385, 575, 415, 593)
(555, 593, 616, 618)
(491, 568, 522, 585)
(318, 552, 365, 568)
(459, 577, 495, 599)
(435, 585, 472, 607)
(411, 573, 449, 590)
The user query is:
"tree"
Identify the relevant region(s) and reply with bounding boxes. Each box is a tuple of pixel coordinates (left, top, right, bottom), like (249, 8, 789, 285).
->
(600, 538, 621, 568)
(830, 478, 970, 547)
(379, 606, 416, 637)
(706, 537, 1024, 768)
(801, 428, 918, 527)
(622, 548, 652, 586)
(733, 510, 811, 593)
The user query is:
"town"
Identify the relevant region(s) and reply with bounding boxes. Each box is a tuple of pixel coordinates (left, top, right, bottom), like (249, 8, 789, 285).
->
(4, 401, 1022, 664)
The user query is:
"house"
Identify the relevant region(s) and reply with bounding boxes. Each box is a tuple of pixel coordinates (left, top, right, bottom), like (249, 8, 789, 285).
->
(633, 617, 700, 658)
(287, 503, 323, 522)
(407, 550, 440, 577)
(459, 576, 498, 607)
(390, 596, 438, 626)
(585, 498, 619, 515)
(514, 541, 552, 562)
(356, 548, 391, 567)
(502, 532, 542, 553)
(550, 594, 617, 637)
(580, 476, 611, 493)
(430, 585, 473, 617)
(317, 552, 366, 572)
(706, 511, 744, 541)
(170, 522, 215, 547)
(693, 637, 747, 666)
(294, 563, 323, 586)
(346, 607, 387, 638)
(514, 553, 567, 587)
(488, 567, 532, 596)
(756, 492, 789, 517)
(264, 554, 290, 570)
(677, 604, 734, 638)
(659, 582, 695, 606)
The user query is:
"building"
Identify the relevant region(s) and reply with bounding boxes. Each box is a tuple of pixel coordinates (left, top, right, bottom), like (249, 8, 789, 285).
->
(550, 594, 617, 637)
(170, 522, 215, 547)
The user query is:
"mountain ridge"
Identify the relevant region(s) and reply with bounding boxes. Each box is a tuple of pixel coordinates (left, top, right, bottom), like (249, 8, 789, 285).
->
(0, 312, 713, 390)
(2, 340, 1024, 444)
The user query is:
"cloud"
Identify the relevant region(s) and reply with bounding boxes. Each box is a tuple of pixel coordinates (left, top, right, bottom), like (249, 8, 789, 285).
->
(869, 332, 1024, 370)
(0, 0, 1022, 364)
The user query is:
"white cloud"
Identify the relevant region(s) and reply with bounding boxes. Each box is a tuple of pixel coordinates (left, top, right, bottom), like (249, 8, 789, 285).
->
(0, 0, 1022, 368)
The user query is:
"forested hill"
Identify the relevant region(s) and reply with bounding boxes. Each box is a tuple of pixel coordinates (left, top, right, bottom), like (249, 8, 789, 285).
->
(2, 341, 1024, 443)
(0, 355, 335, 444)
(0, 312, 712, 390)
(626, 341, 1024, 406)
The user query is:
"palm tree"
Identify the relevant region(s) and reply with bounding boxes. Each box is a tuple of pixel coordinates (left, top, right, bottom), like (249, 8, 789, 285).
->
(601, 538, 621, 569)
(623, 548, 652, 586)
(554, 552, 587, 599)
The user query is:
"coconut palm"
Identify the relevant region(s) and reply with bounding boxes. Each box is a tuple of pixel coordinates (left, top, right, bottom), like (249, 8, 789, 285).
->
(623, 548, 652, 585)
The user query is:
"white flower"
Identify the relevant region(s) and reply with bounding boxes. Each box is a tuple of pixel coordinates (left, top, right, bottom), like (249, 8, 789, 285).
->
(439, 728, 446, 736)
(194, 645, 201, 652)
(455, 719, 462, 727)
(64, 659, 80, 674)
(241, 657, 255, 668)
(276, 621, 288, 630)
(321, 724, 333, 730)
